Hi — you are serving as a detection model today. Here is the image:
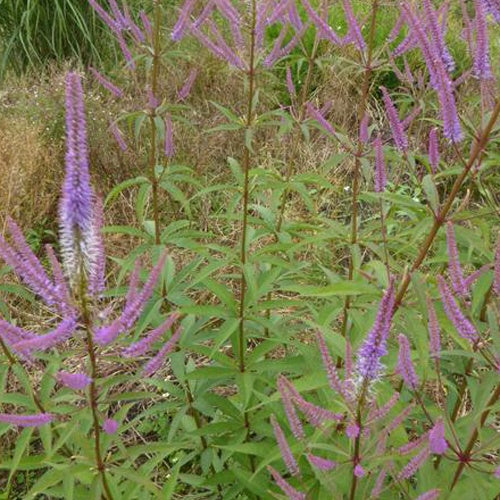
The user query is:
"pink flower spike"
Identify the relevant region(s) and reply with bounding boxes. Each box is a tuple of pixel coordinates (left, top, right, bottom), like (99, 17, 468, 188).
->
(346, 422, 360, 439)
(446, 222, 467, 298)
(0, 413, 54, 427)
(286, 66, 296, 97)
(307, 454, 337, 471)
(164, 114, 175, 158)
(89, 67, 123, 98)
(395, 334, 419, 390)
(110, 122, 128, 151)
(380, 87, 408, 152)
(102, 418, 119, 435)
(56, 371, 92, 390)
(270, 415, 299, 477)
(267, 466, 305, 500)
(494, 234, 500, 297)
(398, 447, 431, 479)
(428, 128, 440, 174)
(277, 376, 304, 440)
(177, 69, 198, 101)
(416, 489, 441, 500)
(141, 325, 183, 376)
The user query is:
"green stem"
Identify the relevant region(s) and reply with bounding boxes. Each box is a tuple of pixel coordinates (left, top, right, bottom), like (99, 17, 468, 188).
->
(341, 0, 379, 340)
(148, 0, 163, 245)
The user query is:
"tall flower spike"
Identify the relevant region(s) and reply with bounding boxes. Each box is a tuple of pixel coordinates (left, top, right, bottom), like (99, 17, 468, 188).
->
(89, 67, 123, 98)
(0, 413, 54, 427)
(277, 376, 305, 440)
(286, 66, 296, 97)
(270, 415, 300, 477)
(306, 453, 337, 471)
(427, 297, 441, 360)
(374, 135, 387, 193)
(142, 325, 182, 376)
(60, 72, 97, 287)
(267, 466, 305, 500)
(429, 418, 448, 455)
(177, 69, 198, 101)
(56, 371, 92, 390)
(473, 0, 493, 80)
(396, 334, 419, 390)
(428, 127, 440, 174)
(355, 278, 395, 384)
(110, 121, 128, 151)
(437, 276, 478, 342)
(446, 222, 467, 298)
(342, 0, 366, 51)
(359, 114, 369, 144)
(164, 114, 175, 158)
(123, 312, 180, 358)
(380, 87, 408, 152)
(306, 102, 336, 136)
(172, 0, 197, 41)
(398, 447, 431, 479)
(302, 0, 342, 45)
(416, 490, 441, 500)
(315, 332, 344, 395)
(422, 0, 455, 72)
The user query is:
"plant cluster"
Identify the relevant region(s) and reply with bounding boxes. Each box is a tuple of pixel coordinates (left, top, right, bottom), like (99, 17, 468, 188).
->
(0, 1, 499, 499)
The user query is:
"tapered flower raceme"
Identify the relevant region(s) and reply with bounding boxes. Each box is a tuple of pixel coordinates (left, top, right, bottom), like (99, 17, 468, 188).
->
(396, 334, 419, 390)
(355, 279, 395, 385)
(398, 446, 431, 479)
(123, 313, 180, 358)
(0, 413, 54, 427)
(271, 415, 300, 476)
(422, 0, 454, 72)
(371, 468, 387, 498)
(446, 222, 467, 298)
(429, 419, 448, 454)
(57, 371, 92, 390)
(60, 72, 100, 289)
(401, 5, 463, 143)
(342, 0, 366, 51)
(139, 10, 153, 39)
(374, 135, 387, 193)
(277, 376, 305, 440)
(315, 332, 344, 395)
(417, 490, 441, 500)
(306, 102, 336, 136)
(437, 276, 478, 342)
(366, 392, 399, 425)
(0, 220, 68, 313)
(427, 297, 441, 360)
(267, 466, 305, 500)
(110, 121, 128, 151)
(12, 317, 78, 356)
(306, 453, 337, 471)
(94, 253, 166, 345)
(177, 69, 198, 101)
(286, 66, 296, 97)
(142, 326, 182, 376)
(89, 67, 123, 98)
(428, 127, 440, 173)
(302, 0, 342, 45)
(380, 87, 408, 152)
(172, 0, 197, 41)
(0, 319, 36, 351)
(474, 0, 493, 80)
(398, 433, 429, 455)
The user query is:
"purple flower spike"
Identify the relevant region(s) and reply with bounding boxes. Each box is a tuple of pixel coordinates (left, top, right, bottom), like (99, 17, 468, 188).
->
(473, 0, 493, 80)
(102, 418, 119, 435)
(427, 297, 441, 360)
(484, 0, 500, 22)
(88, 198, 106, 297)
(342, 0, 366, 52)
(88, 0, 120, 35)
(139, 10, 153, 39)
(315, 332, 344, 395)
(110, 121, 128, 151)
(380, 87, 408, 152)
(89, 67, 123, 98)
(267, 466, 305, 500)
(437, 276, 478, 343)
(355, 279, 395, 384)
(428, 128, 440, 174)
(123, 312, 180, 358)
(172, 0, 196, 41)
(371, 468, 387, 498)
(0, 318, 36, 348)
(346, 422, 360, 439)
(398, 446, 431, 479)
(446, 222, 467, 298)
(359, 114, 369, 144)
(302, 0, 342, 45)
(374, 135, 387, 193)
(306, 102, 336, 136)
(429, 419, 448, 455)
(277, 376, 305, 440)
(60, 72, 97, 286)
(417, 490, 441, 500)
(396, 334, 419, 390)
(12, 317, 78, 355)
(307, 454, 337, 471)
(177, 69, 198, 101)
(270, 415, 300, 477)
(57, 371, 92, 390)
(0, 413, 54, 427)
(142, 326, 182, 376)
